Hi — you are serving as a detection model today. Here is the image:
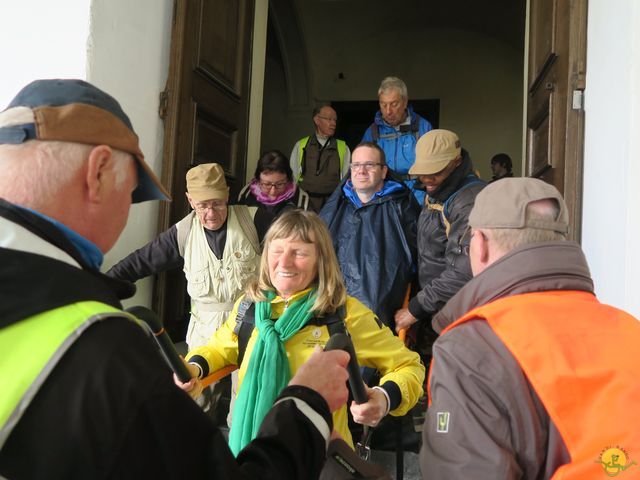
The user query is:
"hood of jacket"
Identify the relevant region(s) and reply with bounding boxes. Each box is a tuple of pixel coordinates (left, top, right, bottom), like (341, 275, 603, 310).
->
(432, 241, 594, 333)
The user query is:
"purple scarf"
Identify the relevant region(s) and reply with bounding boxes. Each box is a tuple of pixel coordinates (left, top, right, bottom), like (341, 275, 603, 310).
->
(249, 179, 296, 206)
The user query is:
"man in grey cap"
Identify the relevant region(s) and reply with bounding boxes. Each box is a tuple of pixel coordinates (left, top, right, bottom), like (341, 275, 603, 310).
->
(0, 79, 351, 479)
(420, 178, 640, 479)
(394, 129, 485, 362)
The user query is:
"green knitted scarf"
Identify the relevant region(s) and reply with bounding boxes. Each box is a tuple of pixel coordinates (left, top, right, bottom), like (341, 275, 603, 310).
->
(229, 289, 316, 455)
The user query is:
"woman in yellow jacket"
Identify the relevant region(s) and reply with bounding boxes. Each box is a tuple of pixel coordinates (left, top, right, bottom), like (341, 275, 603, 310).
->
(179, 209, 425, 454)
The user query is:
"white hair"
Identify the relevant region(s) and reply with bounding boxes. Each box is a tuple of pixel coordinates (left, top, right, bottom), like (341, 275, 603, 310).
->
(378, 76, 408, 99)
(0, 140, 133, 209)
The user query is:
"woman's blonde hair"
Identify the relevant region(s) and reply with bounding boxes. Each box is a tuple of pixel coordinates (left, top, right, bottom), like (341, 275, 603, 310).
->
(246, 209, 347, 315)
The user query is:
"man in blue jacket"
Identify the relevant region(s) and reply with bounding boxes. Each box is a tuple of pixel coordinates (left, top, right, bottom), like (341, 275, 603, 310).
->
(362, 76, 433, 205)
(320, 142, 420, 329)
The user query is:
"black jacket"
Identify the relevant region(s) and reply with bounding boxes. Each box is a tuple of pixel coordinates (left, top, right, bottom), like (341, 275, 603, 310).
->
(0, 199, 333, 480)
(409, 156, 485, 321)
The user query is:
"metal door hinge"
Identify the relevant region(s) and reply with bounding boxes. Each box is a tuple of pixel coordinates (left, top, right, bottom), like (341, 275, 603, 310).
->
(572, 90, 584, 110)
(159, 89, 169, 120)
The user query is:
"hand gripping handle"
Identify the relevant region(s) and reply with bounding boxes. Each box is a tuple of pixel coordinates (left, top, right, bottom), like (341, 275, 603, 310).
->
(324, 333, 367, 404)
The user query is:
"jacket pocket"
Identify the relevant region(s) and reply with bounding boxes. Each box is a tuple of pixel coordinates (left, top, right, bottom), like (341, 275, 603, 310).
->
(185, 265, 210, 298)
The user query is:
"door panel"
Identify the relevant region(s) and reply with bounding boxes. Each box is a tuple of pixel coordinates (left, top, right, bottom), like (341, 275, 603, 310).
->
(526, 0, 587, 241)
(156, 0, 255, 340)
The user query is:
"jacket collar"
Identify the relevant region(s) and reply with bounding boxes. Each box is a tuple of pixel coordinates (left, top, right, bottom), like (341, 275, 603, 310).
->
(432, 241, 594, 333)
(0, 199, 135, 328)
(374, 104, 416, 127)
(426, 152, 474, 203)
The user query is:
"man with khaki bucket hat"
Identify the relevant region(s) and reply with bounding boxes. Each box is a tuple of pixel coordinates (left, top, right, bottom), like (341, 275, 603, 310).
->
(394, 129, 485, 362)
(108, 162, 269, 350)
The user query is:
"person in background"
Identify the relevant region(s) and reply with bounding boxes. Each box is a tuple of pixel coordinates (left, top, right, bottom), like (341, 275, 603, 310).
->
(320, 141, 419, 330)
(237, 150, 312, 223)
(0, 78, 350, 480)
(290, 105, 351, 211)
(395, 130, 485, 364)
(362, 76, 433, 204)
(420, 178, 640, 479)
(178, 209, 425, 453)
(490, 152, 514, 182)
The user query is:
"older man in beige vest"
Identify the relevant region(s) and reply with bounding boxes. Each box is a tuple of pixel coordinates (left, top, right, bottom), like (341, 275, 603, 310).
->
(108, 163, 266, 349)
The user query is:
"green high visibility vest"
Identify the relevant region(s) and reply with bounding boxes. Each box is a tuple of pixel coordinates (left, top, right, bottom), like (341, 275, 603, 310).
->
(0, 301, 136, 449)
(297, 136, 347, 182)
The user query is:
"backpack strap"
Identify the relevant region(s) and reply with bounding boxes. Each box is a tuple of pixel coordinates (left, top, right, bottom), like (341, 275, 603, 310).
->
(442, 175, 485, 219)
(232, 299, 256, 368)
(176, 212, 195, 257)
(370, 123, 379, 142)
(410, 113, 421, 141)
(233, 205, 261, 254)
(426, 175, 485, 238)
(237, 183, 251, 203)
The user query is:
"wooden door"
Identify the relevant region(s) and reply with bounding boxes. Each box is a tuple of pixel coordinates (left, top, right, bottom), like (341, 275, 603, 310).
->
(526, 0, 588, 241)
(155, 0, 255, 340)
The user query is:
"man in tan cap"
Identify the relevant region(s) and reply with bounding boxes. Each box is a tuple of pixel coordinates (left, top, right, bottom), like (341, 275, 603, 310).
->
(394, 129, 485, 362)
(108, 162, 270, 349)
(108, 162, 271, 424)
(420, 177, 640, 479)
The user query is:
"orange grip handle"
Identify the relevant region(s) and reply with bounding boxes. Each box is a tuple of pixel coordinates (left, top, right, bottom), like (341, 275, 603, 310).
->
(398, 284, 411, 344)
(201, 364, 237, 388)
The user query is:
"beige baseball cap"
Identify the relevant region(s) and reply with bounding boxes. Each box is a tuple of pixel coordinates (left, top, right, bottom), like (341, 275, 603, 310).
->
(468, 177, 568, 233)
(186, 163, 229, 201)
(409, 129, 461, 175)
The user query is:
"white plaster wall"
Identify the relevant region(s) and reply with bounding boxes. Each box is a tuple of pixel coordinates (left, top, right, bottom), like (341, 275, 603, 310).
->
(88, 0, 174, 308)
(583, 0, 640, 316)
(0, 1, 90, 108)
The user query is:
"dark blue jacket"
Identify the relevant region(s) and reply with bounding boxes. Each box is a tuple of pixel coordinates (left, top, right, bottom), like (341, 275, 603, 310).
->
(320, 178, 420, 329)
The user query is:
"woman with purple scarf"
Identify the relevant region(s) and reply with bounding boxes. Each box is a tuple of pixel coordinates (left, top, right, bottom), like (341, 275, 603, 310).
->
(237, 150, 314, 223)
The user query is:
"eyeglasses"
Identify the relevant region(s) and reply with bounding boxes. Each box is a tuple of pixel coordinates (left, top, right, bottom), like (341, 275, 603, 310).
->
(350, 163, 383, 171)
(456, 225, 473, 256)
(259, 181, 288, 191)
(316, 115, 337, 122)
(193, 202, 227, 213)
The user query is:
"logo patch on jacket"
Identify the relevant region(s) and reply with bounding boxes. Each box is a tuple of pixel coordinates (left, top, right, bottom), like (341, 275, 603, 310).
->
(436, 412, 450, 433)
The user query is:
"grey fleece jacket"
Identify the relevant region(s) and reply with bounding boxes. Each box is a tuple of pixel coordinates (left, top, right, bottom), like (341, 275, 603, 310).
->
(420, 241, 594, 480)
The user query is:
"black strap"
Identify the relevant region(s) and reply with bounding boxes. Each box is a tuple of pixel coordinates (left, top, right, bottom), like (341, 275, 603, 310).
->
(370, 123, 379, 141)
(233, 299, 256, 368)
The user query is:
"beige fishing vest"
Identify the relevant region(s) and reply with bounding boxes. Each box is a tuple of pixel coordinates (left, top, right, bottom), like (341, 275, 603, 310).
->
(183, 207, 260, 349)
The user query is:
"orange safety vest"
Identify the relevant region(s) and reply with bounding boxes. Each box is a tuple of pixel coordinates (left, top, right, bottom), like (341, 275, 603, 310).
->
(431, 290, 640, 479)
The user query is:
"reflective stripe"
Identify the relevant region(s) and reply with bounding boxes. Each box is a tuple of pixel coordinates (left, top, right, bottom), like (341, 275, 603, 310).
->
(0, 301, 135, 449)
